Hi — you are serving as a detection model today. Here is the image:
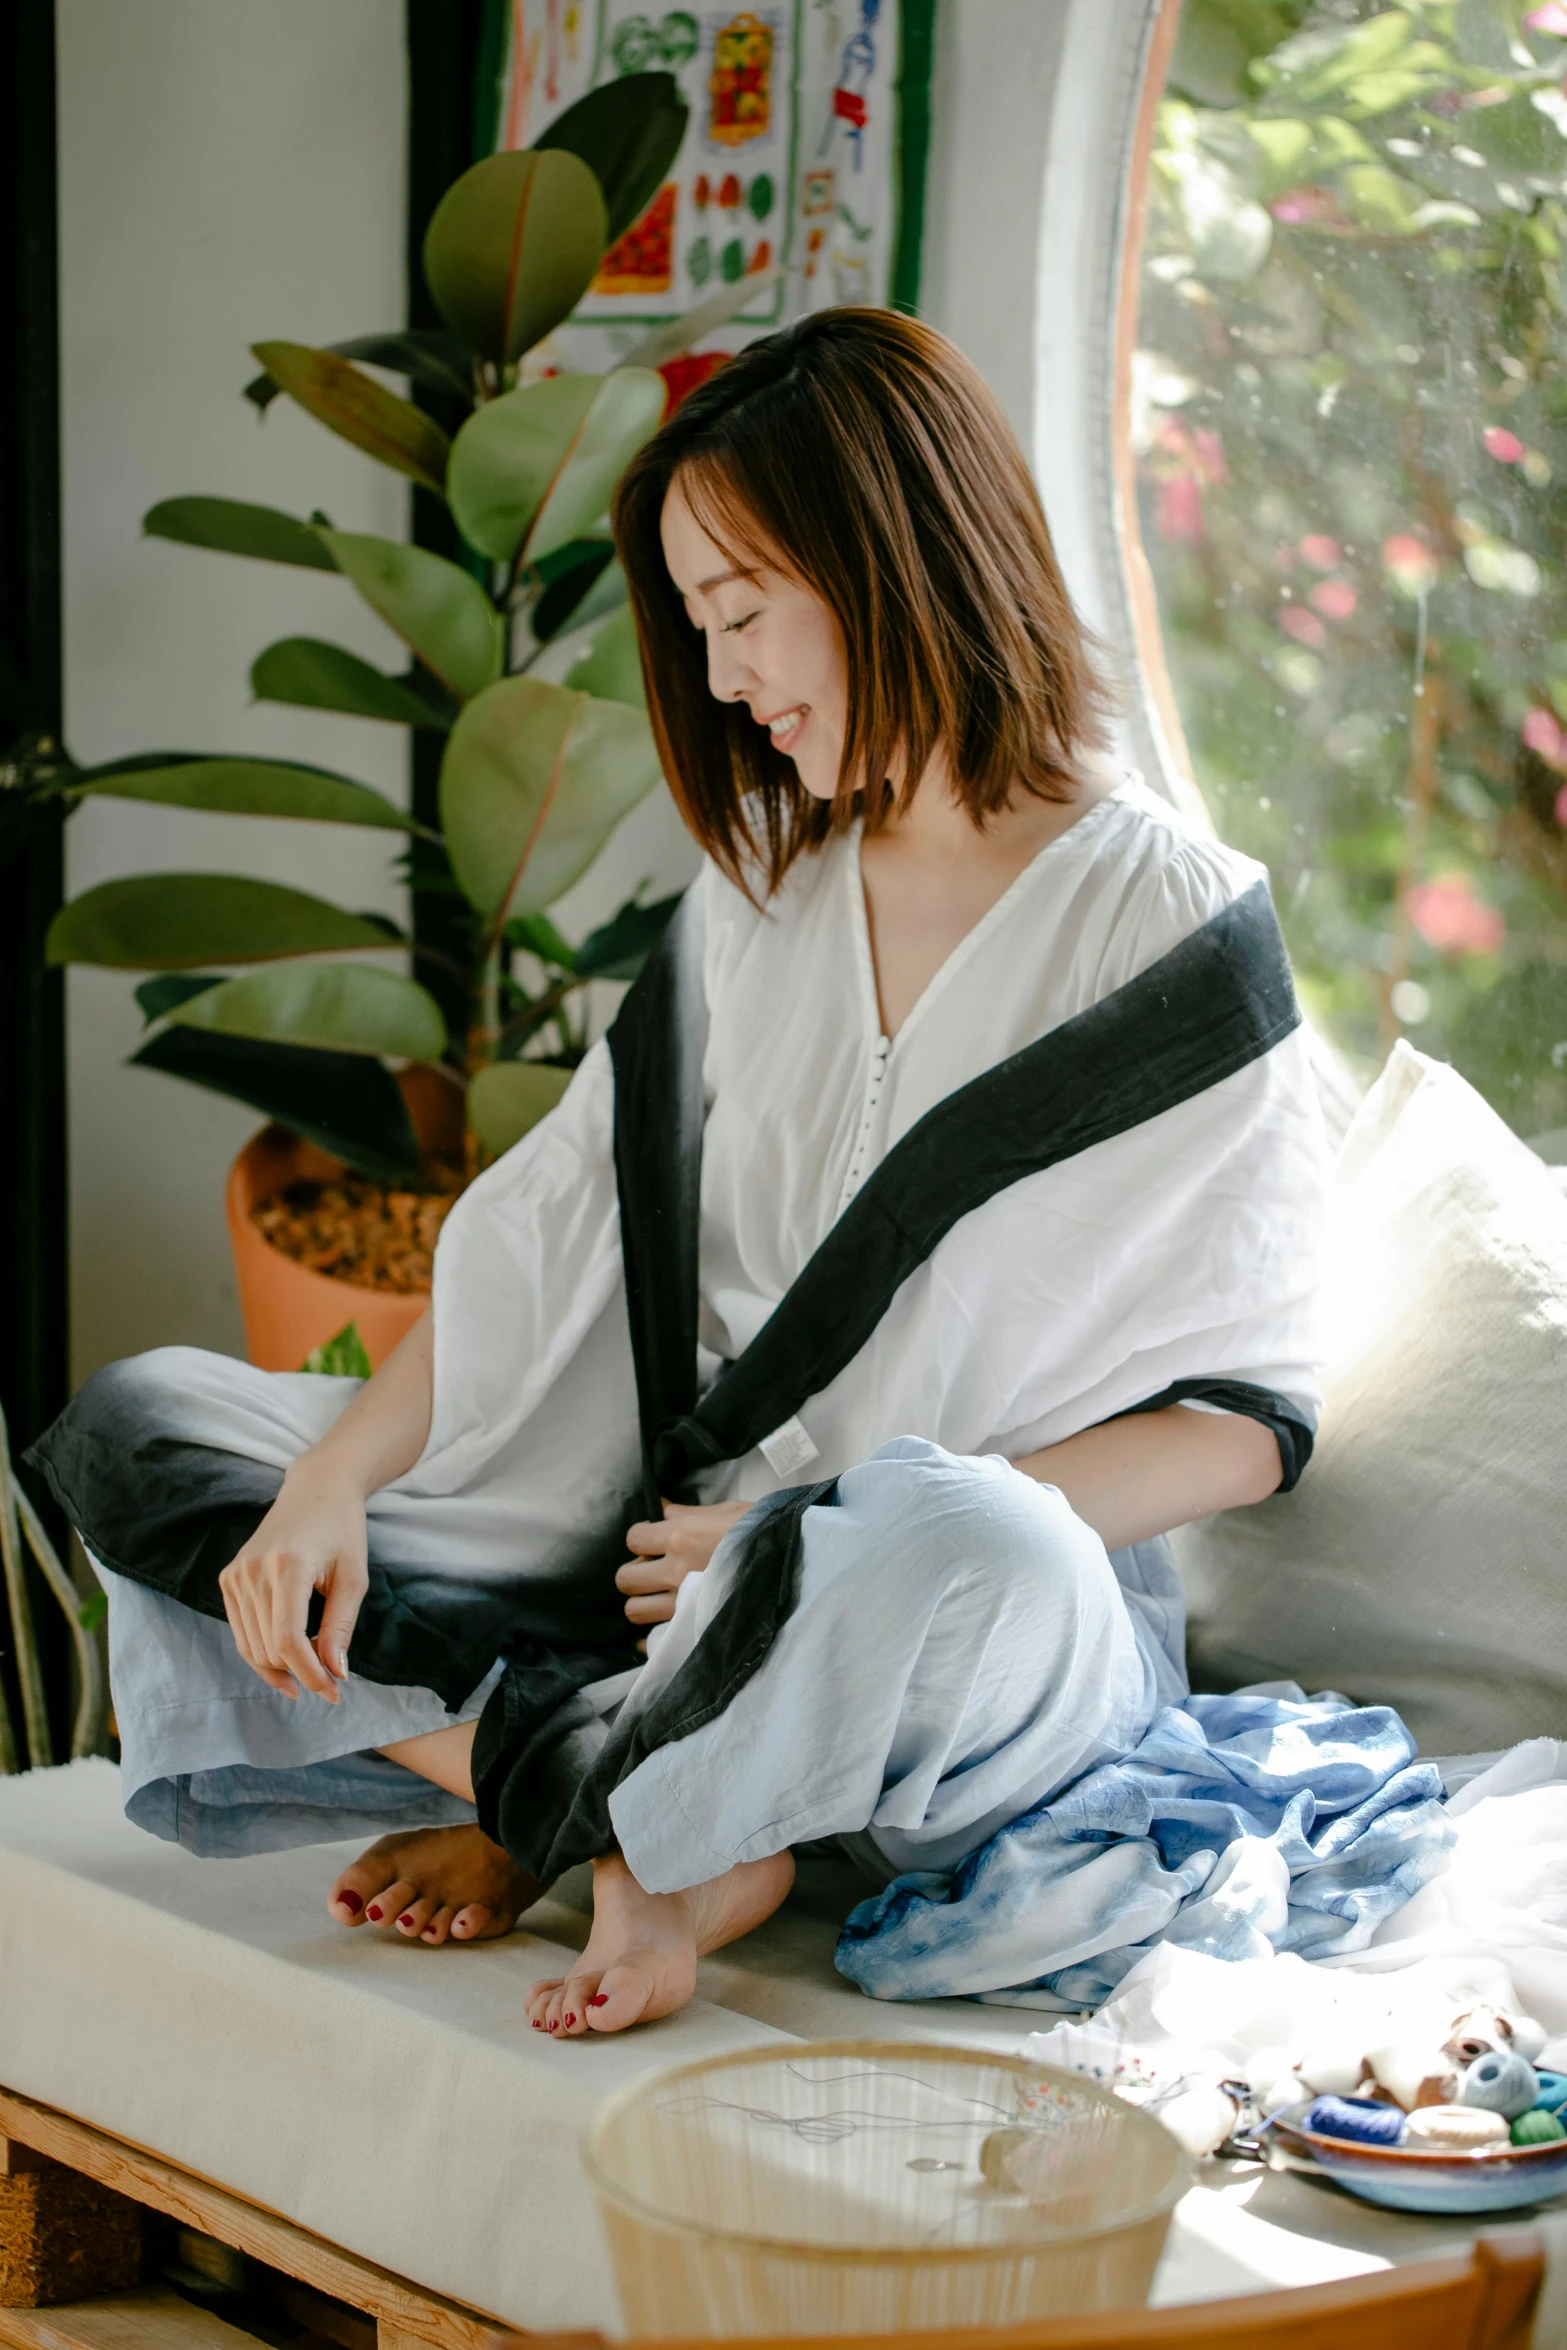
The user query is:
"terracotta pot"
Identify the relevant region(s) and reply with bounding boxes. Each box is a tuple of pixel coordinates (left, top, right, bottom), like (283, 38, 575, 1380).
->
(225, 1065, 464, 1373)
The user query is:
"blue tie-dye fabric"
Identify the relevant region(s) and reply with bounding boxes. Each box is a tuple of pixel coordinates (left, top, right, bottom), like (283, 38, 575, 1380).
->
(834, 1689, 1453, 2010)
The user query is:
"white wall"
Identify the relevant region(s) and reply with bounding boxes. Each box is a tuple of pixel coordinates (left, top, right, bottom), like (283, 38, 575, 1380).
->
(55, 0, 705, 1385)
(919, 0, 1068, 453)
(921, 1, 1187, 809)
(58, 0, 410, 1378)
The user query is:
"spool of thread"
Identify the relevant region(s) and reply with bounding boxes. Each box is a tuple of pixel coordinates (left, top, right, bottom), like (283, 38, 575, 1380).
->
(1303, 2095, 1406, 2147)
(1530, 2071, 1567, 2114)
(1406, 2105, 1509, 2150)
(1460, 2050, 1538, 2121)
(1511, 2108, 1567, 2148)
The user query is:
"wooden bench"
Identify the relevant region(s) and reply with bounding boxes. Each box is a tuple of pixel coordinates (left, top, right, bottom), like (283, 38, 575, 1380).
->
(0, 2089, 532, 2349)
(1, 2085, 1547, 2350)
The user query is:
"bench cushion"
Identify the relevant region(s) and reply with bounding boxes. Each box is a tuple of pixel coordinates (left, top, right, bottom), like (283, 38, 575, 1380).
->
(0, 1761, 1474, 2330)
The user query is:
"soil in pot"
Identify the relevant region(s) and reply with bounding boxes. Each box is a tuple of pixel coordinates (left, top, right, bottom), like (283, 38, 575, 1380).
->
(249, 1154, 466, 1296)
(227, 1064, 469, 1372)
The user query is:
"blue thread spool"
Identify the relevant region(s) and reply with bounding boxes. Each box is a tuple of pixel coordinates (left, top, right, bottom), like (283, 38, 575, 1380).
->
(1304, 2095, 1406, 2147)
(1531, 2070, 1567, 2114)
(1460, 2050, 1538, 2121)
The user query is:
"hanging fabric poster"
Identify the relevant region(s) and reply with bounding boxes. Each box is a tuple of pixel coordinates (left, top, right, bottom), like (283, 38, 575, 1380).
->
(479, 0, 934, 377)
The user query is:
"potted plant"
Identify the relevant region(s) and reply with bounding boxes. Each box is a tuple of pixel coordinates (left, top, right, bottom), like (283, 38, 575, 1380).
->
(41, 77, 747, 1373)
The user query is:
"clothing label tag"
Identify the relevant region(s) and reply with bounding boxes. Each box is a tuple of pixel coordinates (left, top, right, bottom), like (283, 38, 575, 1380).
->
(759, 1416, 821, 1478)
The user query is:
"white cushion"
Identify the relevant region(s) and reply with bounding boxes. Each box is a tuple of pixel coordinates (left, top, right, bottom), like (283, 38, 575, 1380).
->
(0, 1762, 1444, 2329)
(1175, 1042, 1567, 1753)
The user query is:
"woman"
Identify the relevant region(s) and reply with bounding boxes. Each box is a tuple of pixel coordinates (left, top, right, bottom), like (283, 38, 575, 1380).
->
(32, 309, 1325, 2037)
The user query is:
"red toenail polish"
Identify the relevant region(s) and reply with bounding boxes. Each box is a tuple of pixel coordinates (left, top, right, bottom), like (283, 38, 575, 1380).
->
(588, 1994, 609, 2007)
(564, 2014, 576, 2027)
(398, 1913, 414, 1929)
(548, 2020, 558, 2031)
(338, 1890, 362, 1914)
(366, 1905, 383, 1921)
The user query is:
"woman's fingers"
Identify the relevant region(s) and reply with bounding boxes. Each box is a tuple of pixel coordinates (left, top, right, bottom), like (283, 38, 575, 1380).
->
(314, 1558, 368, 1683)
(616, 1554, 678, 1594)
(221, 1548, 338, 1698)
(224, 1577, 300, 1697)
(216, 1481, 371, 1698)
(276, 1625, 340, 1701)
(618, 1501, 754, 1625)
(623, 1519, 670, 1557)
(220, 1572, 275, 1689)
(218, 1573, 256, 1671)
(256, 1559, 339, 1698)
(623, 1590, 677, 1626)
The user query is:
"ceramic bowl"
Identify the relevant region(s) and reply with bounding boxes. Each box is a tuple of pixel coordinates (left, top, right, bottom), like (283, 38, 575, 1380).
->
(1266, 2102, 1567, 2216)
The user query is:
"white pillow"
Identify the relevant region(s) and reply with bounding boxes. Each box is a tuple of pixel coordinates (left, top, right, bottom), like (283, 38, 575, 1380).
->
(1173, 1041, 1567, 1755)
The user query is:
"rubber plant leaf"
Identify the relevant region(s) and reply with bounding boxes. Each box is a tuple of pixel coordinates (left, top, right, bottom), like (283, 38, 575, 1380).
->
(533, 535, 615, 584)
(532, 71, 690, 244)
(422, 148, 607, 365)
(134, 973, 223, 1025)
(317, 529, 502, 703)
(447, 368, 665, 565)
(250, 639, 457, 731)
(439, 673, 662, 921)
(143, 495, 340, 571)
(46, 875, 402, 969)
(467, 1060, 573, 1157)
(533, 543, 621, 642)
(132, 1026, 420, 1179)
(563, 602, 645, 707)
(505, 910, 578, 969)
(245, 328, 474, 414)
(73, 755, 420, 832)
(167, 965, 448, 1063)
(251, 341, 451, 494)
(617, 265, 787, 370)
(574, 890, 683, 980)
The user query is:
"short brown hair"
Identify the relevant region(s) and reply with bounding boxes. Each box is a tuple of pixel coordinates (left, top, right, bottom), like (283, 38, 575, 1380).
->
(611, 306, 1109, 894)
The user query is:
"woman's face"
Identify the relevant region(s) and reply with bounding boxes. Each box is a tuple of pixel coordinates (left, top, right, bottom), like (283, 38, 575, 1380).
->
(660, 476, 849, 802)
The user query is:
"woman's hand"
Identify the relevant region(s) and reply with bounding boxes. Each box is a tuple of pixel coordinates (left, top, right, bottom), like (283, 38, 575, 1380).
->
(218, 1463, 370, 1701)
(615, 1500, 751, 1628)
(217, 1310, 434, 1699)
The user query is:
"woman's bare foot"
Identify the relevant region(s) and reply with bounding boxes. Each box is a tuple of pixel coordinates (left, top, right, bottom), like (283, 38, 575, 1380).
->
(527, 1848, 795, 2035)
(328, 1823, 543, 1946)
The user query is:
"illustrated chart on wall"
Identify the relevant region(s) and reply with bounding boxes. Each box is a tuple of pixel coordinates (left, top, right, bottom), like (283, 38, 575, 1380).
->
(481, 0, 933, 371)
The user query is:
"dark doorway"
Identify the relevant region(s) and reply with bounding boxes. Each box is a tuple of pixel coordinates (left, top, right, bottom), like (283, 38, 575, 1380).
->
(404, 0, 493, 1040)
(1, 0, 71, 1759)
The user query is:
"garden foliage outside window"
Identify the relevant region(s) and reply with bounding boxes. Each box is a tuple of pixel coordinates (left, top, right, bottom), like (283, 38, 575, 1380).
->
(1135, 0, 1567, 1138)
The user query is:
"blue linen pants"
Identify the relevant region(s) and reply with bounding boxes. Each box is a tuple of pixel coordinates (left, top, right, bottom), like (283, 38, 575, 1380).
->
(607, 1438, 1160, 1887)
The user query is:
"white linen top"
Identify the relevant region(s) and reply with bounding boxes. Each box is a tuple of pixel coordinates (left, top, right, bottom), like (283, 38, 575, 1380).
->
(413, 776, 1325, 1569)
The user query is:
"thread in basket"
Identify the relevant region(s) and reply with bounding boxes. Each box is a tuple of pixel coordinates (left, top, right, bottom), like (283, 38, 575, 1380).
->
(655, 2062, 1015, 2148)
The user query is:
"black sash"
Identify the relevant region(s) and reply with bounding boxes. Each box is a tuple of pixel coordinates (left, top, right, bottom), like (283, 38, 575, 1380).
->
(610, 874, 1311, 1510)
(470, 875, 1314, 1877)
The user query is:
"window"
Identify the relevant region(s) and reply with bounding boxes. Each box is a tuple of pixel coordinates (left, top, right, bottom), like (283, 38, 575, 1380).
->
(1129, 0, 1567, 1139)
